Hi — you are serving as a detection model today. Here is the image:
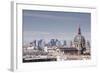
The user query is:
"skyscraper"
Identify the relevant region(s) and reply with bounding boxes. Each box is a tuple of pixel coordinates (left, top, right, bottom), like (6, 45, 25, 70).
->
(63, 40, 67, 47)
(38, 39, 45, 50)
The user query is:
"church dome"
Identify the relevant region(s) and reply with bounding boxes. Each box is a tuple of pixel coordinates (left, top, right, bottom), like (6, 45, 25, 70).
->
(74, 26, 86, 49)
(74, 34, 85, 44)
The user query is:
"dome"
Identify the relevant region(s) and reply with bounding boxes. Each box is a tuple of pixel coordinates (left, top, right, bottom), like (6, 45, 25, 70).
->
(74, 34, 85, 44)
(73, 26, 86, 50)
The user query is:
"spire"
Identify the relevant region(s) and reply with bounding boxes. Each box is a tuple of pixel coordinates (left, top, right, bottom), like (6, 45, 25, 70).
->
(78, 24, 81, 35)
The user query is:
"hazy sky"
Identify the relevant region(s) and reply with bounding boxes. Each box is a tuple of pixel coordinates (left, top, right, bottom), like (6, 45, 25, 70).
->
(23, 10, 91, 44)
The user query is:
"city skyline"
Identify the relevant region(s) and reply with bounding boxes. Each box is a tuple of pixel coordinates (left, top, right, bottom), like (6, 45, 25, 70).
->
(23, 10, 91, 44)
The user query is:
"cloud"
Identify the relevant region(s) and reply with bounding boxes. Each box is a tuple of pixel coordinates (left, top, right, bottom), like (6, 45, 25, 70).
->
(23, 11, 73, 21)
(23, 31, 50, 38)
(25, 13, 60, 20)
(23, 31, 74, 42)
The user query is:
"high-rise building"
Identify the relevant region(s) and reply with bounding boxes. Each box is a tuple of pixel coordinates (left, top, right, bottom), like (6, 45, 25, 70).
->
(70, 41, 73, 47)
(33, 40, 36, 46)
(38, 39, 45, 50)
(50, 39, 57, 46)
(56, 40, 61, 47)
(63, 40, 67, 47)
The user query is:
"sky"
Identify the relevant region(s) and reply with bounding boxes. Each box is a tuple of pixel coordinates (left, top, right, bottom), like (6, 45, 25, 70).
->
(23, 10, 91, 44)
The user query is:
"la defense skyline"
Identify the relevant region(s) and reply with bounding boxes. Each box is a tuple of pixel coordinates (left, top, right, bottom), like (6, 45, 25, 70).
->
(23, 10, 91, 45)
(22, 24, 91, 62)
(23, 25, 90, 50)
